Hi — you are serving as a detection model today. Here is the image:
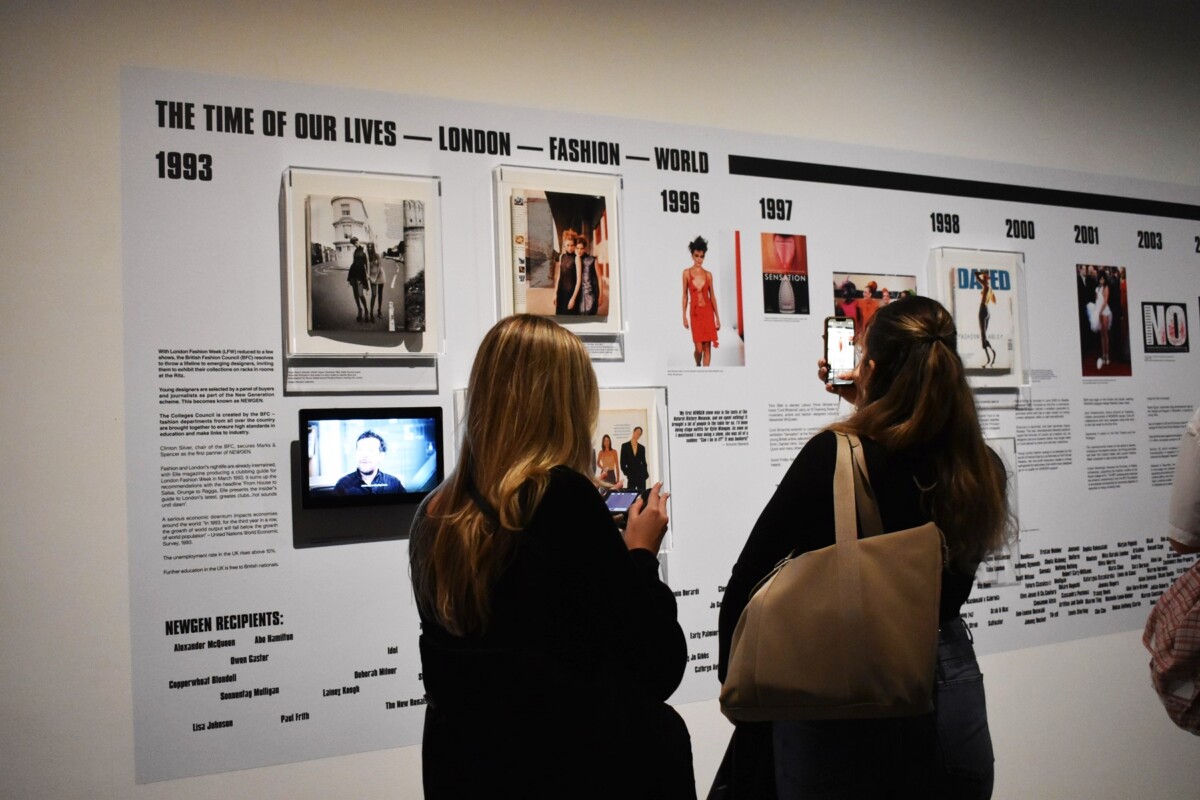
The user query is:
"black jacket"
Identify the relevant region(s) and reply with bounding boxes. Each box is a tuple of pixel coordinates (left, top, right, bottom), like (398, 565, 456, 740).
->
(414, 467, 692, 799)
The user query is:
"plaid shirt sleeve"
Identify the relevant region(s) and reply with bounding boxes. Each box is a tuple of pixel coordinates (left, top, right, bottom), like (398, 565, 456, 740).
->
(1144, 561, 1200, 734)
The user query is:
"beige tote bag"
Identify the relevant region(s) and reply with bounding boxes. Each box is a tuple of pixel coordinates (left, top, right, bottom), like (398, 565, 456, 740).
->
(720, 433, 943, 721)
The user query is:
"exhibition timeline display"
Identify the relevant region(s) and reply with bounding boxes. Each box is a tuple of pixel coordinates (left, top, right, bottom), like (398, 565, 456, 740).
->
(123, 67, 1200, 781)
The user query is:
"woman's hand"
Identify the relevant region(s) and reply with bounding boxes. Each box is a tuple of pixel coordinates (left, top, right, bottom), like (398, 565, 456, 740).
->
(624, 482, 669, 554)
(817, 357, 858, 405)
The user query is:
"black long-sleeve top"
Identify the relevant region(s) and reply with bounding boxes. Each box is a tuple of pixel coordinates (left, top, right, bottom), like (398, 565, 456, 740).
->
(717, 431, 978, 682)
(413, 466, 688, 797)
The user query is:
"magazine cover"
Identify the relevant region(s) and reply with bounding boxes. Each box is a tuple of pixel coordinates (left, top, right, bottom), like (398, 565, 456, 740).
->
(950, 265, 1014, 371)
(760, 232, 809, 315)
(1141, 301, 1188, 354)
(928, 248, 1027, 390)
(510, 187, 609, 317)
(495, 166, 623, 335)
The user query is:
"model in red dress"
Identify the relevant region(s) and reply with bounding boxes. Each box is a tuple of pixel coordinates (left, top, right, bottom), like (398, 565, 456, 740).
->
(681, 236, 720, 367)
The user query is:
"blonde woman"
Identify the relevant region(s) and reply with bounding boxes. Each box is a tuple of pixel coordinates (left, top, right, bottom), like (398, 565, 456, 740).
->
(410, 315, 693, 798)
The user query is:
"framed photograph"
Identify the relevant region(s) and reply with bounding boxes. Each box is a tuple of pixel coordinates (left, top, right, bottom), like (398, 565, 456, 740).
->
(451, 385, 674, 550)
(830, 271, 918, 330)
(761, 232, 809, 315)
(284, 168, 444, 358)
(494, 166, 623, 335)
(929, 248, 1028, 389)
(593, 387, 674, 550)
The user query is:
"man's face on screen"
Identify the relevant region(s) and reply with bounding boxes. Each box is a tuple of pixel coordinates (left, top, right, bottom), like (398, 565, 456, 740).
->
(356, 438, 384, 475)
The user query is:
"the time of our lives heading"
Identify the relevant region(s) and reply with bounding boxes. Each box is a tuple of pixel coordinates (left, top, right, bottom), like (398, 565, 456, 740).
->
(152, 100, 710, 173)
(155, 100, 397, 145)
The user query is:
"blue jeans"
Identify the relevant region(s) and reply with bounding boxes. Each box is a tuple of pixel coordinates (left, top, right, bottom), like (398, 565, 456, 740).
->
(774, 617, 994, 799)
(932, 617, 995, 797)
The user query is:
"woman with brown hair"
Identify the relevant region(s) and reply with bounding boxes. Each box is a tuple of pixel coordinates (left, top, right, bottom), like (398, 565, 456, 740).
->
(410, 314, 693, 798)
(717, 295, 1009, 798)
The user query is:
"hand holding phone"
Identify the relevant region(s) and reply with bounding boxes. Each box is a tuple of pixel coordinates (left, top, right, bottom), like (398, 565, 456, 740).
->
(623, 483, 669, 553)
(823, 316, 857, 385)
(605, 490, 643, 522)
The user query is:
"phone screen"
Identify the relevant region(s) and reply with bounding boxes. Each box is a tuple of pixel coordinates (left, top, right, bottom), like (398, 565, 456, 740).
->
(825, 317, 856, 384)
(605, 491, 641, 514)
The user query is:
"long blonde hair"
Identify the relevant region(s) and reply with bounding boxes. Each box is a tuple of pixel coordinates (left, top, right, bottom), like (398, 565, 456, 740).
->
(829, 295, 1010, 571)
(411, 315, 598, 636)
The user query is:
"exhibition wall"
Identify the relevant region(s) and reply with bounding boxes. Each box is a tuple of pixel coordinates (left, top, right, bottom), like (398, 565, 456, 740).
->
(3, 2, 1200, 798)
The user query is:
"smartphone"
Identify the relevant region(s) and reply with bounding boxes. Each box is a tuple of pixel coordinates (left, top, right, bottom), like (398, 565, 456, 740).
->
(824, 316, 857, 385)
(605, 490, 646, 530)
(605, 491, 642, 515)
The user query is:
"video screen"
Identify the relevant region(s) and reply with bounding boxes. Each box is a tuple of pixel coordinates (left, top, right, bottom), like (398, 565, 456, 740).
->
(300, 407, 443, 509)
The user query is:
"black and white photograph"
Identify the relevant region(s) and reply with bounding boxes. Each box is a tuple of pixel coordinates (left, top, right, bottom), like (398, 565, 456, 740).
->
(306, 195, 425, 335)
(285, 169, 443, 359)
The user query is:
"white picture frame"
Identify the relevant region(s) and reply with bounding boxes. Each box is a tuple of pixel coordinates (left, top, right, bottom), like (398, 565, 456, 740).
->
(929, 248, 1029, 390)
(494, 165, 623, 335)
(284, 167, 444, 358)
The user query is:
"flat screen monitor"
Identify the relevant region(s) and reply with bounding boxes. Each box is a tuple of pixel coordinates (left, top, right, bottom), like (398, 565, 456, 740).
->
(300, 406, 443, 510)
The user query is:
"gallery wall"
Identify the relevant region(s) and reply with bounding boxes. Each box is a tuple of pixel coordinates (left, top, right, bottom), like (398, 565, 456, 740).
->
(3, 2, 1199, 799)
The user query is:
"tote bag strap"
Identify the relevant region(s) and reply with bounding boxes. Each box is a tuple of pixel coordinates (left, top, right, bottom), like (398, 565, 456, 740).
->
(848, 434, 949, 566)
(846, 434, 884, 538)
(834, 434, 868, 681)
(833, 433, 858, 545)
